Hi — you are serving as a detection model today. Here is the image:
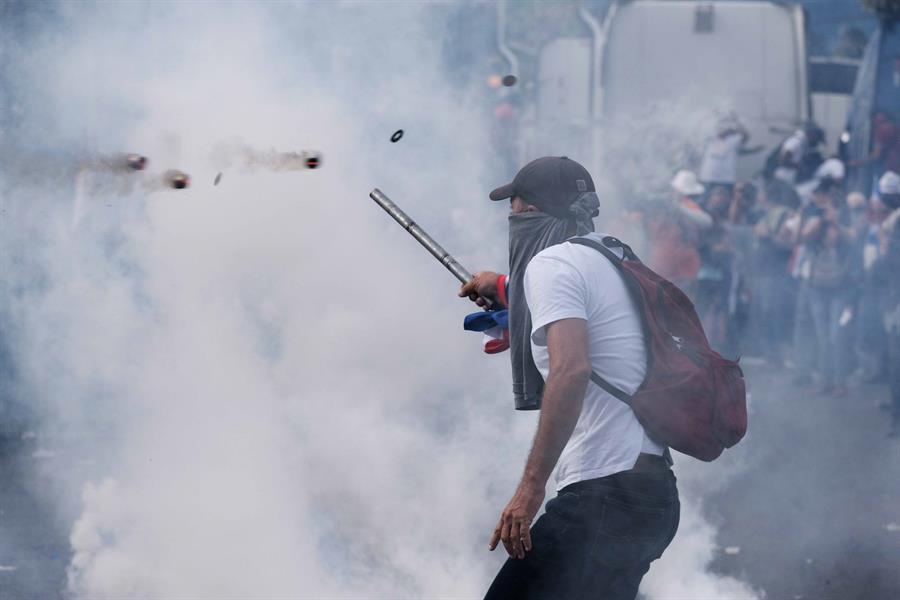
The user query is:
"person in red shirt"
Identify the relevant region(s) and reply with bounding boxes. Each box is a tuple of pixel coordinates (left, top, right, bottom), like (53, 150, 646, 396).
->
(851, 112, 900, 175)
(645, 171, 713, 300)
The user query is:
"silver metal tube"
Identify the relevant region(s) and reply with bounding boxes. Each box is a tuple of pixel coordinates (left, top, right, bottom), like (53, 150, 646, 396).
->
(370, 188, 474, 284)
(496, 0, 519, 80)
(578, 4, 601, 125)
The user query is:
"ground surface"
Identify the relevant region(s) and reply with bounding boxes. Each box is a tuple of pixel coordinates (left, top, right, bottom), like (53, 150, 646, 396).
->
(1, 364, 899, 599)
(0, 435, 69, 599)
(707, 363, 900, 600)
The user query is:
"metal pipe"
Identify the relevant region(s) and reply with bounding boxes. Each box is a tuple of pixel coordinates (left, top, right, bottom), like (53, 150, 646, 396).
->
(579, 2, 617, 161)
(791, 3, 810, 124)
(578, 3, 602, 125)
(496, 0, 519, 79)
(595, 2, 620, 119)
(370, 188, 473, 285)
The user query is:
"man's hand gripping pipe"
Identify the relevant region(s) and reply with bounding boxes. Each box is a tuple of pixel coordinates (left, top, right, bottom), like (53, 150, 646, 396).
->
(369, 188, 494, 308)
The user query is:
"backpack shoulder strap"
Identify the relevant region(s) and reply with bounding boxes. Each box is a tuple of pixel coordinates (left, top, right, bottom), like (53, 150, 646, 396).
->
(567, 236, 634, 405)
(569, 235, 638, 263)
(589, 371, 633, 405)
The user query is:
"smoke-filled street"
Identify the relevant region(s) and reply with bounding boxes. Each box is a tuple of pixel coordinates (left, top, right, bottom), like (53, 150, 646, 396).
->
(2, 0, 900, 598)
(3, 364, 900, 598)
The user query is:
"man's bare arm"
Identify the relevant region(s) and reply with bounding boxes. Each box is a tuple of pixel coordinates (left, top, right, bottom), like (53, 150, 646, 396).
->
(521, 318, 592, 487)
(490, 318, 591, 559)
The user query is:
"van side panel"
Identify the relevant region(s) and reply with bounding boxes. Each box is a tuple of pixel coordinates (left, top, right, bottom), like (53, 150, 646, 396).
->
(604, 3, 802, 118)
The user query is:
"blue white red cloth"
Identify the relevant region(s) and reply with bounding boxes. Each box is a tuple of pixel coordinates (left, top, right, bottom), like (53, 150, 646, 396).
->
(463, 274, 510, 353)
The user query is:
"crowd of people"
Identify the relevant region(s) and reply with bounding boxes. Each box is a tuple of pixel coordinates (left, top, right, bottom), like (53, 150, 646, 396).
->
(619, 116, 900, 437)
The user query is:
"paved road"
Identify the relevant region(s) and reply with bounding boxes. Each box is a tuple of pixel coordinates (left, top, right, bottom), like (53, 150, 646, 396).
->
(0, 436, 69, 599)
(707, 363, 900, 600)
(1, 365, 898, 599)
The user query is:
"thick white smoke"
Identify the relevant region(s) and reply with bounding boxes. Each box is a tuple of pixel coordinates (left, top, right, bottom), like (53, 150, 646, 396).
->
(2, 2, 757, 598)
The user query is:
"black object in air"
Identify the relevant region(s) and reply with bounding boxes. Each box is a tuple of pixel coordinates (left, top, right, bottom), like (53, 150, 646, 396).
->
(214, 173, 222, 185)
(305, 154, 320, 169)
(165, 170, 190, 189)
(502, 75, 517, 87)
(390, 130, 404, 143)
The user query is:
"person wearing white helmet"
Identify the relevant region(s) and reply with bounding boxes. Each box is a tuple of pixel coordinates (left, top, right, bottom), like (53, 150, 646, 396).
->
(800, 177, 856, 397)
(644, 171, 712, 299)
(879, 171, 900, 225)
(872, 171, 900, 437)
(796, 157, 847, 203)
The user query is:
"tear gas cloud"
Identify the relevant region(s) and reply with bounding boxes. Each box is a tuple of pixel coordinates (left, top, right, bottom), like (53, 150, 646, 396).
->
(1, 2, 754, 598)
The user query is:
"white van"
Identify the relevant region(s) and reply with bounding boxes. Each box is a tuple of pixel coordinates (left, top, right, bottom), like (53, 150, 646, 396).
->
(522, 1, 810, 180)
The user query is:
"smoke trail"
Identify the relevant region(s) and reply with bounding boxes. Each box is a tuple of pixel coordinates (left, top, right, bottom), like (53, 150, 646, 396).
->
(210, 140, 321, 173)
(1, 2, 758, 598)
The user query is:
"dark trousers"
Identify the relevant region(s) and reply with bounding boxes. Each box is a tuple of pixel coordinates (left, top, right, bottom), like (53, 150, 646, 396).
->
(695, 278, 730, 354)
(755, 273, 793, 365)
(793, 282, 818, 376)
(808, 286, 851, 387)
(889, 329, 900, 428)
(484, 471, 679, 600)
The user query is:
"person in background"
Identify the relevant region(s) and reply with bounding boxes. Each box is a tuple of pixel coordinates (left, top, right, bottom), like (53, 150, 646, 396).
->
(770, 124, 826, 185)
(694, 185, 734, 352)
(832, 189, 868, 381)
(646, 170, 712, 299)
(856, 191, 891, 383)
(699, 116, 761, 193)
(724, 181, 762, 358)
(815, 158, 847, 188)
(729, 181, 763, 226)
(802, 178, 856, 397)
(797, 125, 827, 184)
(787, 172, 831, 386)
(797, 157, 847, 204)
(753, 182, 799, 367)
(850, 113, 900, 182)
(871, 172, 900, 437)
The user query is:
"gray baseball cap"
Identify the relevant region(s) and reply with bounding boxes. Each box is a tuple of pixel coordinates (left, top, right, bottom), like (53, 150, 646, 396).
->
(489, 156, 596, 219)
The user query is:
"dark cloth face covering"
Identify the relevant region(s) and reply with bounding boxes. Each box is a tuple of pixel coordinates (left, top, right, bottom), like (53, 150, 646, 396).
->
(507, 193, 599, 410)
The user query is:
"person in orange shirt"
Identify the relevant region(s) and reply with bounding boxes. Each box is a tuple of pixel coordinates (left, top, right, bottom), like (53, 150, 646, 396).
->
(645, 170, 713, 299)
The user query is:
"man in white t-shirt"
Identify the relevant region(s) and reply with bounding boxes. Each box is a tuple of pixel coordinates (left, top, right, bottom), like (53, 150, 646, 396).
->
(460, 157, 679, 600)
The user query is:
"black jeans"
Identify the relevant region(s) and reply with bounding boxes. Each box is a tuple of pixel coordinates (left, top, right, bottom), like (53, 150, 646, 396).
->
(484, 470, 679, 600)
(888, 328, 900, 428)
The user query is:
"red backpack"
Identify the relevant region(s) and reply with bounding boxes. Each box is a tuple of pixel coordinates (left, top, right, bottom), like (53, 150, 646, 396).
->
(569, 235, 747, 462)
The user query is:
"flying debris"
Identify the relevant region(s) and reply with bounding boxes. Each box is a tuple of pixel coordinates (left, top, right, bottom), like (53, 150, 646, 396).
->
(390, 130, 404, 143)
(83, 152, 149, 173)
(214, 172, 223, 185)
(210, 142, 322, 172)
(501, 74, 517, 87)
(164, 170, 190, 189)
(123, 153, 148, 170)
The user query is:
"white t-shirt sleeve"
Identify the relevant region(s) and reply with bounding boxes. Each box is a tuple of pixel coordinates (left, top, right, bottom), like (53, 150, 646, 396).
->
(524, 253, 588, 347)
